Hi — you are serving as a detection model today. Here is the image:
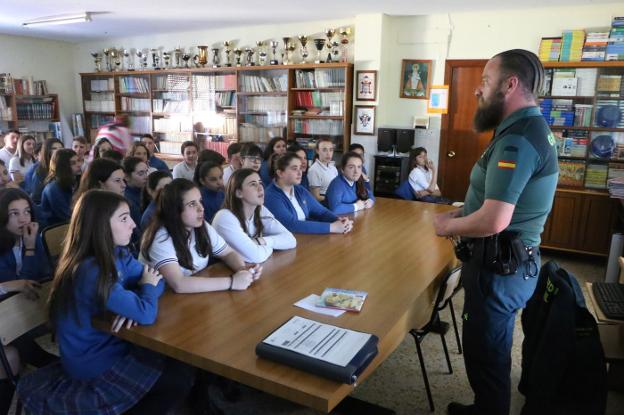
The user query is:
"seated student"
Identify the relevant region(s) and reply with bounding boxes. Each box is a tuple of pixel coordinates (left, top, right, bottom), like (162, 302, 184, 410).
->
(0, 130, 19, 167)
(197, 149, 226, 167)
(264, 153, 353, 235)
(71, 136, 89, 173)
(0, 160, 18, 190)
(141, 134, 169, 172)
(141, 178, 260, 293)
(128, 142, 157, 175)
(74, 158, 127, 206)
(326, 151, 375, 214)
(0, 188, 54, 415)
(23, 138, 63, 204)
(194, 161, 224, 223)
(287, 143, 310, 190)
(222, 142, 242, 184)
(8, 135, 35, 185)
(348, 143, 370, 180)
(172, 141, 198, 181)
(239, 143, 263, 174)
(307, 137, 338, 202)
(260, 137, 287, 186)
(122, 157, 149, 230)
(89, 137, 113, 162)
(40, 149, 82, 227)
(140, 170, 172, 231)
(17, 189, 194, 415)
(397, 147, 450, 204)
(212, 169, 296, 263)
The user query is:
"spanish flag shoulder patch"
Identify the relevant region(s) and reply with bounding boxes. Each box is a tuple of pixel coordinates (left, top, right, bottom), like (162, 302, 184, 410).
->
(497, 160, 516, 169)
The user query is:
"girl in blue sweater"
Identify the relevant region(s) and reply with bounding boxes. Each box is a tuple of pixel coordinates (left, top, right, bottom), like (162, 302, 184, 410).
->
(140, 170, 172, 230)
(74, 158, 127, 205)
(194, 161, 225, 223)
(122, 156, 149, 228)
(0, 188, 53, 415)
(40, 149, 82, 227)
(325, 151, 375, 215)
(259, 137, 287, 186)
(17, 189, 194, 414)
(264, 153, 353, 234)
(23, 138, 63, 203)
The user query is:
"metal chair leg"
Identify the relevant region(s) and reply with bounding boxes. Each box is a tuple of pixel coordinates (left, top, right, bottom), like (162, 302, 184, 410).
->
(412, 332, 435, 412)
(440, 333, 453, 374)
(449, 298, 463, 354)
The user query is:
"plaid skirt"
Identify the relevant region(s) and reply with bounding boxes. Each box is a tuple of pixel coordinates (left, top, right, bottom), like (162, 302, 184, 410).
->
(16, 346, 164, 415)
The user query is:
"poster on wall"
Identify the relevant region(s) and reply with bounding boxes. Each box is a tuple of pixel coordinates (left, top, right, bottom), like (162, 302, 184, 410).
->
(427, 85, 449, 114)
(354, 105, 376, 135)
(400, 59, 432, 99)
(356, 70, 377, 101)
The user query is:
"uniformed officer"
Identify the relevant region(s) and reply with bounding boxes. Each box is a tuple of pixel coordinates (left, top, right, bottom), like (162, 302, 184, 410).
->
(433, 49, 559, 415)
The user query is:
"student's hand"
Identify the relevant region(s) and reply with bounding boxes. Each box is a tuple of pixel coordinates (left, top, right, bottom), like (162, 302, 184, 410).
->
(231, 270, 254, 290)
(330, 218, 353, 234)
(427, 160, 435, 171)
(364, 199, 375, 209)
(139, 265, 162, 287)
(246, 264, 263, 281)
(23, 222, 39, 251)
(355, 200, 366, 211)
(433, 210, 461, 237)
(111, 315, 138, 333)
(2, 280, 41, 301)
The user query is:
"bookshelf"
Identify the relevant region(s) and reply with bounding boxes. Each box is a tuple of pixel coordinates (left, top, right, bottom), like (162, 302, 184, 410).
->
(539, 61, 622, 256)
(79, 62, 353, 160)
(0, 92, 61, 141)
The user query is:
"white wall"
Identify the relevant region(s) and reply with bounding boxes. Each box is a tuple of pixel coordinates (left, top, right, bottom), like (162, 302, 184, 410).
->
(0, 34, 78, 143)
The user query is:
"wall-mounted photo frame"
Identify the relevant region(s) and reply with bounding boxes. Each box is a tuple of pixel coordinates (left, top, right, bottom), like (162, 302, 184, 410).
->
(356, 70, 377, 101)
(354, 105, 376, 135)
(400, 59, 432, 99)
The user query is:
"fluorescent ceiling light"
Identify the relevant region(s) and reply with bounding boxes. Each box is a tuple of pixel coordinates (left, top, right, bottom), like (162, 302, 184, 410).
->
(22, 12, 92, 27)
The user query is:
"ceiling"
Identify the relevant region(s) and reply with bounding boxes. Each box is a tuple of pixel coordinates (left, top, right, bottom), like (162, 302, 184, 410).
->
(0, 0, 617, 43)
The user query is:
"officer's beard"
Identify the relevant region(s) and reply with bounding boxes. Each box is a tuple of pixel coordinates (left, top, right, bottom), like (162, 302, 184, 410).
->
(473, 89, 505, 133)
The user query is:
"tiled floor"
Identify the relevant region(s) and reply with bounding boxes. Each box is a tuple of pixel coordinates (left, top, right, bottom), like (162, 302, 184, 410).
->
(9, 252, 624, 415)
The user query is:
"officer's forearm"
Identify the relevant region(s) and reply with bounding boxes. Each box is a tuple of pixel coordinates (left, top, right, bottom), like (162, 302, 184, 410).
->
(445, 199, 514, 237)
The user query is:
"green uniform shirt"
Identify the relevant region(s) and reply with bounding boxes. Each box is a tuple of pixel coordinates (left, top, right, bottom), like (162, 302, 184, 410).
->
(463, 106, 559, 246)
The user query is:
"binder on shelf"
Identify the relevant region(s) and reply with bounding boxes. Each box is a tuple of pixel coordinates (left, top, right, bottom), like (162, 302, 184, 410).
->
(255, 316, 378, 384)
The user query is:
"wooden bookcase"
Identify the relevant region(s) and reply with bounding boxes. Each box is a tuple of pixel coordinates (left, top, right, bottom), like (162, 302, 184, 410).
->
(539, 61, 623, 256)
(0, 92, 61, 141)
(79, 62, 353, 161)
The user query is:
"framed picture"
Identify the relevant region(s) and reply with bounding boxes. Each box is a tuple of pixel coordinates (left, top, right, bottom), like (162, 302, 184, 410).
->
(356, 70, 377, 101)
(354, 105, 376, 135)
(400, 59, 432, 99)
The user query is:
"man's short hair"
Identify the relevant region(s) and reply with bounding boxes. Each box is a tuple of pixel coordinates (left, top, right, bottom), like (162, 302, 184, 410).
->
(494, 49, 544, 97)
(72, 136, 88, 145)
(227, 142, 242, 158)
(181, 141, 197, 154)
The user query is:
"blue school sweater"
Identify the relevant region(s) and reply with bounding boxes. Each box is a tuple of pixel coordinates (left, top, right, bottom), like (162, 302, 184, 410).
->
(41, 180, 73, 227)
(325, 175, 376, 215)
(300, 172, 309, 190)
(200, 187, 225, 223)
(149, 156, 169, 172)
(140, 201, 156, 231)
(259, 161, 272, 187)
(23, 162, 46, 204)
(264, 182, 337, 234)
(124, 186, 143, 226)
(0, 234, 50, 282)
(55, 247, 164, 380)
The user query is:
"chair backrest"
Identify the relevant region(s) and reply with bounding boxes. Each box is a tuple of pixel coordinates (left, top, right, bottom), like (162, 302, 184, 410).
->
(0, 282, 51, 346)
(42, 222, 69, 267)
(435, 266, 462, 312)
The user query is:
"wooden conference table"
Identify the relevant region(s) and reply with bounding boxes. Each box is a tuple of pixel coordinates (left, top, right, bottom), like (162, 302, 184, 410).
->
(103, 197, 456, 413)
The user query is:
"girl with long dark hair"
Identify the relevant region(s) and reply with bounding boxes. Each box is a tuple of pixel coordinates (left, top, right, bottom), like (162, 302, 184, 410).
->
(40, 149, 82, 226)
(23, 138, 63, 203)
(8, 134, 35, 185)
(193, 161, 225, 223)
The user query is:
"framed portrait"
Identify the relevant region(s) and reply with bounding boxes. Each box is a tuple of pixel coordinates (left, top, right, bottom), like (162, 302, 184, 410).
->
(400, 60, 432, 99)
(354, 105, 376, 135)
(355, 70, 377, 101)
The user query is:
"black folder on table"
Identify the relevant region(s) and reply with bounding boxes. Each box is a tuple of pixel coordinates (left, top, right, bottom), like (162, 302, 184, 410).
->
(255, 316, 379, 384)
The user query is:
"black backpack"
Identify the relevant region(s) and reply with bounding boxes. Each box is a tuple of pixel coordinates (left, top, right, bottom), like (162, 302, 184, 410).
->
(519, 260, 607, 415)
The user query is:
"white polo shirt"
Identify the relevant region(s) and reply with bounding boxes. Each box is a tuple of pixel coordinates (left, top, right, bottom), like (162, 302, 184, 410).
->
(307, 160, 338, 196)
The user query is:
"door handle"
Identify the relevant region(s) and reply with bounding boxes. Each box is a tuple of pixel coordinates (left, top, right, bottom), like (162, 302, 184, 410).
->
(447, 151, 456, 158)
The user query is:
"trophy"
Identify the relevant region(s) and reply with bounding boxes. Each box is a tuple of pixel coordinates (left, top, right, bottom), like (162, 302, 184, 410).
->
(150, 48, 160, 70)
(313, 39, 326, 64)
(90, 52, 102, 72)
(269, 41, 279, 65)
(163, 52, 171, 68)
(233, 48, 243, 67)
(325, 28, 336, 63)
(110, 48, 121, 71)
(245, 48, 255, 66)
(211, 47, 220, 68)
(174, 47, 182, 68)
(103, 48, 112, 71)
(123, 49, 134, 71)
(195, 45, 208, 67)
(297, 35, 309, 63)
(256, 41, 266, 66)
(182, 53, 191, 68)
(282, 37, 291, 64)
(339, 27, 351, 63)
(286, 42, 296, 64)
(223, 41, 233, 67)
(136, 49, 148, 69)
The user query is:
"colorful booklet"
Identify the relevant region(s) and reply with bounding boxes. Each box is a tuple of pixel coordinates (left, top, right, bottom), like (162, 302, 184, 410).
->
(317, 288, 368, 312)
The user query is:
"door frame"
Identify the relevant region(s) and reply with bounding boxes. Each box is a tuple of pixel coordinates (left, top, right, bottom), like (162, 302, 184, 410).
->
(439, 59, 488, 192)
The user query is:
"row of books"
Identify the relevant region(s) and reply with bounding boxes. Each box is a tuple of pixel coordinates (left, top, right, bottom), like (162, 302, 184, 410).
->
(0, 73, 13, 94)
(542, 68, 597, 97)
(119, 77, 150, 93)
(153, 74, 190, 91)
(553, 130, 589, 157)
(582, 30, 610, 62)
(193, 74, 237, 93)
(153, 116, 193, 133)
(154, 91, 189, 101)
(199, 116, 237, 136)
(194, 92, 236, 110)
(540, 99, 574, 126)
(558, 159, 623, 188)
(84, 100, 115, 112)
(90, 79, 114, 92)
(240, 113, 287, 127)
(291, 119, 343, 136)
(238, 125, 286, 143)
(12, 78, 48, 96)
(16, 102, 55, 120)
(241, 96, 286, 112)
(293, 91, 344, 108)
(597, 75, 624, 96)
(121, 97, 151, 112)
(128, 116, 151, 134)
(294, 69, 345, 88)
(607, 17, 624, 61)
(71, 113, 85, 137)
(159, 138, 193, 153)
(152, 99, 190, 113)
(239, 73, 287, 93)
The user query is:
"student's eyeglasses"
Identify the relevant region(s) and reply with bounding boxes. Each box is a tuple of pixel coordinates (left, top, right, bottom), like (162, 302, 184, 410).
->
(135, 169, 149, 177)
(243, 156, 262, 163)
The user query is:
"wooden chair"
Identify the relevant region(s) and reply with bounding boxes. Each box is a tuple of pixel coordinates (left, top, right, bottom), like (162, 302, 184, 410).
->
(409, 266, 463, 412)
(0, 282, 51, 415)
(41, 222, 69, 268)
